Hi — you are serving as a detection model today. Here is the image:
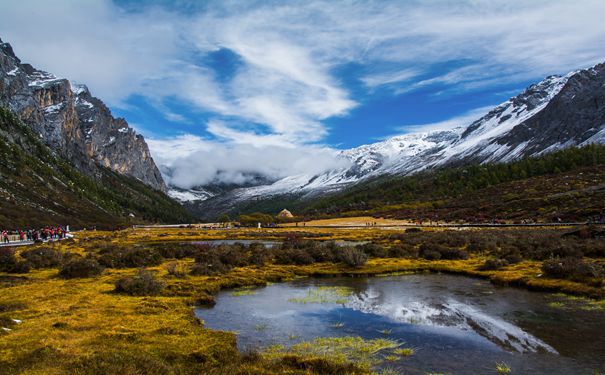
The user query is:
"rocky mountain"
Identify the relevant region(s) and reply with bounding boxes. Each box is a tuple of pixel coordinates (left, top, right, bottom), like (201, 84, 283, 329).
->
(182, 61, 605, 219)
(0, 38, 165, 191)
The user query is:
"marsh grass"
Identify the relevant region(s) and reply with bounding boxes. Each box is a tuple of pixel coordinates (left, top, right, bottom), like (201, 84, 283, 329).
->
(231, 288, 259, 297)
(393, 347, 414, 356)
(548, 301, 566, 309)
(0, 226, 603, 374)
(495, 361, 512, 374)
(264, 336, 401, 369)
(288, 286, 354, 304)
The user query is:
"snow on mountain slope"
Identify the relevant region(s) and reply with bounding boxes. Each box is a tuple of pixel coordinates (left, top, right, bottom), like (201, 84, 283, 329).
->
(178, 61, 605, 209)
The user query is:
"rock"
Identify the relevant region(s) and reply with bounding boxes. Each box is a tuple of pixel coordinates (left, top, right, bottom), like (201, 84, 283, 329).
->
(0, 38, 166, 191)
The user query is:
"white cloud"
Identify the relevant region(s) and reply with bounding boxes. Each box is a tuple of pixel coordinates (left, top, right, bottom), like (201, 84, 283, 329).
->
(397, 106, 494, 134)
(361, 68, 420, 88)
(3, 0, 604, 146)
(147, 134, 349, 188)
(2, 0, 605, 187)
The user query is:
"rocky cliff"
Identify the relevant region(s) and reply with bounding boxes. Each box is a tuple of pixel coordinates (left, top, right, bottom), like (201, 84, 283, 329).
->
(0, 38, 165, 191)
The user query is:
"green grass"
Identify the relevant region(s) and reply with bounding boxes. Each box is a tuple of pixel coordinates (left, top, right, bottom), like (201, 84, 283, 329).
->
(265, 336, 402, 369)
(287, 286, 354, 304)
(393, 347, 414, 356)
(496, 361, 512, 374)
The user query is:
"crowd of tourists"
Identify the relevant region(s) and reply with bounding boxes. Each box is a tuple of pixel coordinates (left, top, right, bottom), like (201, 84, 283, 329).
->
(1, 226, 69, 244)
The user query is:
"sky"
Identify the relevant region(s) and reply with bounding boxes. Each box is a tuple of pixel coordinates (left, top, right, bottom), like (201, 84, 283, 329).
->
(1, 0, 605, 188)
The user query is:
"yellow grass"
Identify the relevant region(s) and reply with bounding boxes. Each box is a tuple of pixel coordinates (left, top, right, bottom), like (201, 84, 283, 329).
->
(0, 227, 603, 374)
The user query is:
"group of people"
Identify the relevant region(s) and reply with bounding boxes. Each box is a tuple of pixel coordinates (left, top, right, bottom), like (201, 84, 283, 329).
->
(1, 226, 69, 244)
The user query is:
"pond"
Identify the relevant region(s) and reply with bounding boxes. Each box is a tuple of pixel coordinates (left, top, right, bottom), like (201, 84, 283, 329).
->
(195, 274, 605, 374)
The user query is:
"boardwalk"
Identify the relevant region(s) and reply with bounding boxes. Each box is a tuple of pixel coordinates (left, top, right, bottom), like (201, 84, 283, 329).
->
(0, 235, 73, 248)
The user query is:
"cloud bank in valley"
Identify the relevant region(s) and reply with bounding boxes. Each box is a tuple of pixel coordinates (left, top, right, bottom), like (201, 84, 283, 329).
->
(147, 135, 350, 188)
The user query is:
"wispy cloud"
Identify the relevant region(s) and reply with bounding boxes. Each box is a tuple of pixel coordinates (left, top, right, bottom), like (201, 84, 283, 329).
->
(396, 106, 494, 134)
(2, 0, 605, 187)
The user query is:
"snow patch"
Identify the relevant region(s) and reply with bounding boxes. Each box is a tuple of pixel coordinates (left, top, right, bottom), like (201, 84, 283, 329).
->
(168, 188, 214, 202)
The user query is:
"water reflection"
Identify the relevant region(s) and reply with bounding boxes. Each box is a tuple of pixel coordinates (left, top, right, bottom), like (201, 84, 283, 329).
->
(196, 274, 605, 374)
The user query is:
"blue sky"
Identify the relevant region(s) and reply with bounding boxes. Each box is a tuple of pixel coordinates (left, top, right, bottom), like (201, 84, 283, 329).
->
(1, 0, 605, 187)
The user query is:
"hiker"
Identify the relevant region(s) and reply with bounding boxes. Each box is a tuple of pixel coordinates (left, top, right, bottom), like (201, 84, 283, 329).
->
(2, 230, 9, 244)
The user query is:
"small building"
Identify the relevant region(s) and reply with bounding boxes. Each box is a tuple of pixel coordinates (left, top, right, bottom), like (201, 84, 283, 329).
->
(277, 209, 294, 218)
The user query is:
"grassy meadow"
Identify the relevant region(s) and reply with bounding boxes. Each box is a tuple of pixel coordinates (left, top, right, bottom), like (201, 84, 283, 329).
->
(0, 225, 603, 374)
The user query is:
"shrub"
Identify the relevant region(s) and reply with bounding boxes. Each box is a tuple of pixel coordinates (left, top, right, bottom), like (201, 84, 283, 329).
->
(274, 248, 315, 265)
(154, 243, 201, 259)
(59, 258, 103, 278)
(165, 261, 187, 278)
(480, 259, 509, 271)
(305, 244, 336, 262)
(337, 246, 368, 267)
(97, 246, 163, 268)
(249, 245, 270, 267)
(20, 247, 63, 268)
(388, 244, 418, 258)
(504, 253, 523, 264)
(216, 244, 249, 267)
(420, 249, 441, 260)
(542, 257, 604, 280)
(405, 228, 422, 233)
(439, 248, 469, 260)
(0, 248, 30, 274)
(419, 243, 447, 260)
(114, 269, 165, 296)
(357, 243, 387, 258)
(191, 251, 231, 275)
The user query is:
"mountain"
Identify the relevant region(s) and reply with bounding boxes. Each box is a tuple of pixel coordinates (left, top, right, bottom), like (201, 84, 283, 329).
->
(182, 62, 605, 219)
(0, 107, 192, 228)
(0, 38, 192, 227)
(0, 38, 165, 191)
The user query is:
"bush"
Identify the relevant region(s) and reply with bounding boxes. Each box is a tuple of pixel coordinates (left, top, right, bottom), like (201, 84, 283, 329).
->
(480, 258, 509, 271)
(114, 269, 165, 296)
(274, 248, 315, 265)
(59, 258, 103, 278)
(154, 243, 202, 259)
(504, 253, 523, 264)
(97, 246, 163, 268)
(305, 244, 336, 262)
(192, 251, 231, 275)
(420, 249, 441, 260)
(388, 244, 418, 258)
(439, 248, 469, 260)
(216, 244, 249, 267)
(542, 257, 604, 280)
(165, 261, 187, 278)
(419, 243, 446, 260)
(20, 247, 63, 268)
(0, 248, 30, 273)
(357, 243, 387, 258)
(249, 244, 270, 267)
(337, 246, 368, 267)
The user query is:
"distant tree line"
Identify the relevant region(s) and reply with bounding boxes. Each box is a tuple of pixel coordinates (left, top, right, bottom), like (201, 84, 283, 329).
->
(307, 143, 605, 214)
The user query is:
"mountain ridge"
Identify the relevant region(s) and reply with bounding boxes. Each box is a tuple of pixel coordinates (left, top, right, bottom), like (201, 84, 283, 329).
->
(0, 37, 166, 191)
(179, 61, 605, 219)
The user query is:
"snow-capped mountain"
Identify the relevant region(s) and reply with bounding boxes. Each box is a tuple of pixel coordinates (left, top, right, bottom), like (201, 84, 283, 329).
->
(0, 38, 165, 191)
(179, 61, 605, 217)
